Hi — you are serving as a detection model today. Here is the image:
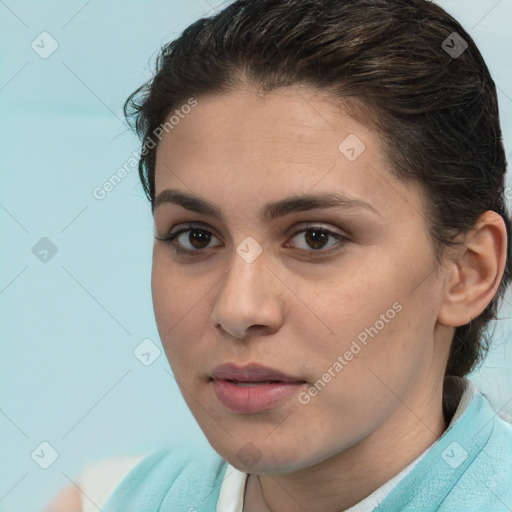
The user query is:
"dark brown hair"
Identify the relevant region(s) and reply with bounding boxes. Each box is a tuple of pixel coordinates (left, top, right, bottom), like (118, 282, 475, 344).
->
(124, 0, 511, 404)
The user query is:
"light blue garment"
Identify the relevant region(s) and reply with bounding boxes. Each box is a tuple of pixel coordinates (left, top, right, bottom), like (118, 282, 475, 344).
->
(102, 389, 512, 511)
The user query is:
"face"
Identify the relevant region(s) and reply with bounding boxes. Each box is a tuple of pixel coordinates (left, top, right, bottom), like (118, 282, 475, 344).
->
(151, 85, 451, 474)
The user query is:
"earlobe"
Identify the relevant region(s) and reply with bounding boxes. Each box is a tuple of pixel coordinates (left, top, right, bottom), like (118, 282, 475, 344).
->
(438, 211, 507, 328)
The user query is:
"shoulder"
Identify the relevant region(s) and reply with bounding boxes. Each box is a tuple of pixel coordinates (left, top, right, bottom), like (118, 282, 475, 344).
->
(78, 453, 149, 512)
(43, 452, 148, 512)
(379, 387, 512, 512)
(99, 442, 228, 511)
(440, 397, 512, 510)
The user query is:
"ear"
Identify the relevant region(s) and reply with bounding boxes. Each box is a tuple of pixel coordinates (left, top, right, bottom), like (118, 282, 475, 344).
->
(438, 211, 508, 327)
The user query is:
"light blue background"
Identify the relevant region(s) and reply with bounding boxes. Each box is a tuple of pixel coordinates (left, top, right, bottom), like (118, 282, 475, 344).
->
(1, 1, 511, 511)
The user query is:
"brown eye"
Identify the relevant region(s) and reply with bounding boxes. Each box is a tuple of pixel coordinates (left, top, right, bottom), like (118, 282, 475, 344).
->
(155, 224, 222, 254)
(289, 226, 348, 253)
(186, 229, 213, 249)
(304, 229, 330, 249)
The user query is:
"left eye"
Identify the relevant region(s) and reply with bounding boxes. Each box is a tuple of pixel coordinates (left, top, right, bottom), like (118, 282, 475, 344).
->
(287, 226, 348, 252)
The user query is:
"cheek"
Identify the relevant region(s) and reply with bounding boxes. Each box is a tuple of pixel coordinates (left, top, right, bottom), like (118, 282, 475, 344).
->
(151, 256, 177, 333)
(151, 252, 217, 376)
(151, 248, 203, 326)
(151, 255, 194, 358)
(314, 288, 436, 415)
(300, 270, 398, 349)
(298, 259, 434, 388)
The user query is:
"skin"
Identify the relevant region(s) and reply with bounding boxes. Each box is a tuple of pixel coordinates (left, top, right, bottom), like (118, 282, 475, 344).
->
(148, 84, 506, 511)
(43, 483, 81, 511)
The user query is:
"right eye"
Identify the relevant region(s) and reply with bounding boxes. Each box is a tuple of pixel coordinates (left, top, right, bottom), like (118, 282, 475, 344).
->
(155, 223, 223, 255)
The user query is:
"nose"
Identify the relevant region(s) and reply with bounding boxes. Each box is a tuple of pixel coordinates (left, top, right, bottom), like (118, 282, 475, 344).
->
(210, 248, 284, 340)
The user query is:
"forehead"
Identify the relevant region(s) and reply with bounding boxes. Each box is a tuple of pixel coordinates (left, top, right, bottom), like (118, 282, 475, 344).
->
(157, 86, 370, 165)
(153, 86, 426, 223)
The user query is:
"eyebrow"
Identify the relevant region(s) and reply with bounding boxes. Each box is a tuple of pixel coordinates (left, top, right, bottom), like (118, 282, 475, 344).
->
(154, 188, 380, 221)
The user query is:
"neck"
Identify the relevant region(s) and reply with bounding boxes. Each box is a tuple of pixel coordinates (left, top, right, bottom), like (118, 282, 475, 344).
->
(245, 381, 449, 512)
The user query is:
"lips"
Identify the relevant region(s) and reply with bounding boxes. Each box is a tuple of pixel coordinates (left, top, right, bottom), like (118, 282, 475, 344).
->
(211, 362, 303, 383)
(210, 363, 306, 413)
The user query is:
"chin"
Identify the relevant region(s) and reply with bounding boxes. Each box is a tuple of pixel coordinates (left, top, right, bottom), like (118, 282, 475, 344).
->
(210, 434, 332, 475)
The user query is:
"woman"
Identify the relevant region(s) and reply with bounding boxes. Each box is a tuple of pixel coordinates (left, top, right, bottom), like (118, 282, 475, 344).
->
(47, 0, 512, 510)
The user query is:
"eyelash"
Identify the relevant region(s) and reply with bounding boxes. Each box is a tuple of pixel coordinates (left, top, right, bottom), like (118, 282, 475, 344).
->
(155, 222, 350, 260)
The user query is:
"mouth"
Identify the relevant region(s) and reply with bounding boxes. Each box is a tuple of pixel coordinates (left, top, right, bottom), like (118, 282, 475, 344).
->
(210, 362, 307, 413)
(222, 380, 284, 386)
(210, 362, 304, 382)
